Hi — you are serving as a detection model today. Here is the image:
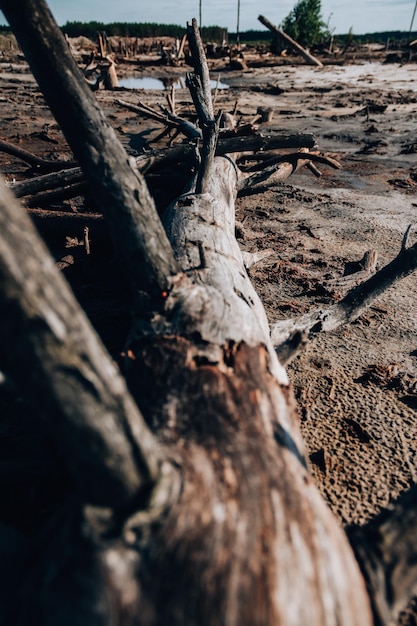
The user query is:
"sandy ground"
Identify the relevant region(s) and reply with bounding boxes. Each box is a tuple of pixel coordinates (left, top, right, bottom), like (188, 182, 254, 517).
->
(0, 51, 417, 622)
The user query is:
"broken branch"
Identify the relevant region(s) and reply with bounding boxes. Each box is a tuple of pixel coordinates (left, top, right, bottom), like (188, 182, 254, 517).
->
(271, 233, 417, 363)
(0, 178, 164, 507)
(258, 14, 324, 68)
(115, 98, 201, 140)
(0, 138, 77, 172)
(9, 132, 317, 205)
(1, 0, 180, 295)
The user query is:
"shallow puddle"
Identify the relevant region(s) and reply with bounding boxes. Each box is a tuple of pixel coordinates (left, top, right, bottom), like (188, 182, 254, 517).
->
(119, 75, 229, 90)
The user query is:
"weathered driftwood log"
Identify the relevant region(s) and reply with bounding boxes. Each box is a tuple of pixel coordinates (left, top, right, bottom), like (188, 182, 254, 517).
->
(1, 3, 417, 626)
(258, 14, 324, 68)
(121, 153, 372, 625)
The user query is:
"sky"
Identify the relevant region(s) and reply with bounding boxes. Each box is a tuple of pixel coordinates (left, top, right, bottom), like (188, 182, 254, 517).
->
(2, 1, 417, 35)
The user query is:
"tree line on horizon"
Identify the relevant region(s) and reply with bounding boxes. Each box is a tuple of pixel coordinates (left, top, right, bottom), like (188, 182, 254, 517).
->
(56, 21, 417, 47)
(0, 19, 414, 47)
(61, 20, 226, 43)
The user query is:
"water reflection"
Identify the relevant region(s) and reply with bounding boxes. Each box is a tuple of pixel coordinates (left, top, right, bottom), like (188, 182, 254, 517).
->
(119, 75, 229, 90)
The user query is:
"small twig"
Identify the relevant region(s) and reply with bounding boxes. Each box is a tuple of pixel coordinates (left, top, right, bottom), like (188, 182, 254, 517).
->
(166, 86, 175, 114)
(306, 161, 322, 178)
(84, 226, 91, 255)
(115, 98, 168, 123)
(402, 223, 413, 251)
(212, 75, 220, 106)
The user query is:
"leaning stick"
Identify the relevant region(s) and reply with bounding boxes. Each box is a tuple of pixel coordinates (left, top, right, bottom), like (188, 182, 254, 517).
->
(258, 14, 324, 68)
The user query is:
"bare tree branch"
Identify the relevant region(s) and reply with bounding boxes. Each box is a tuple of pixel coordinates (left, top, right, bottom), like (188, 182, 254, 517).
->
(186, 18, 214, 120)
(0, 0, 180, 295)
(10, 166, 84, 198)
(0, 179, 166, 508)
(115, 98, 201, 140)
(186, 19, 220, 193)
(0, 138, 77, 171)
(271, 234, 417, 363)
(9, 133, 316, 203)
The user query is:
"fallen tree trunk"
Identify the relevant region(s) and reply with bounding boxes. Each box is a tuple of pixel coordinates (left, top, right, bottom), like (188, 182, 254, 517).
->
(1, 3, 417, 626)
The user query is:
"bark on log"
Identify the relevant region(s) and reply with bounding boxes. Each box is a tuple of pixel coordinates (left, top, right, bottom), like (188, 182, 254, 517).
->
(0, 179, 165, 508)
(258, 14, 324, 68)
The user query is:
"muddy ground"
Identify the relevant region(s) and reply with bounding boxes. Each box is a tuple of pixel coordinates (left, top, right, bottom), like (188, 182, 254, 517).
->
(0, 43, 417, 621)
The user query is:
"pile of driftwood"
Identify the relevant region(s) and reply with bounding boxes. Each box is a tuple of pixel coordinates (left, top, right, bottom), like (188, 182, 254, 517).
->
(1, 2, 417, 625)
